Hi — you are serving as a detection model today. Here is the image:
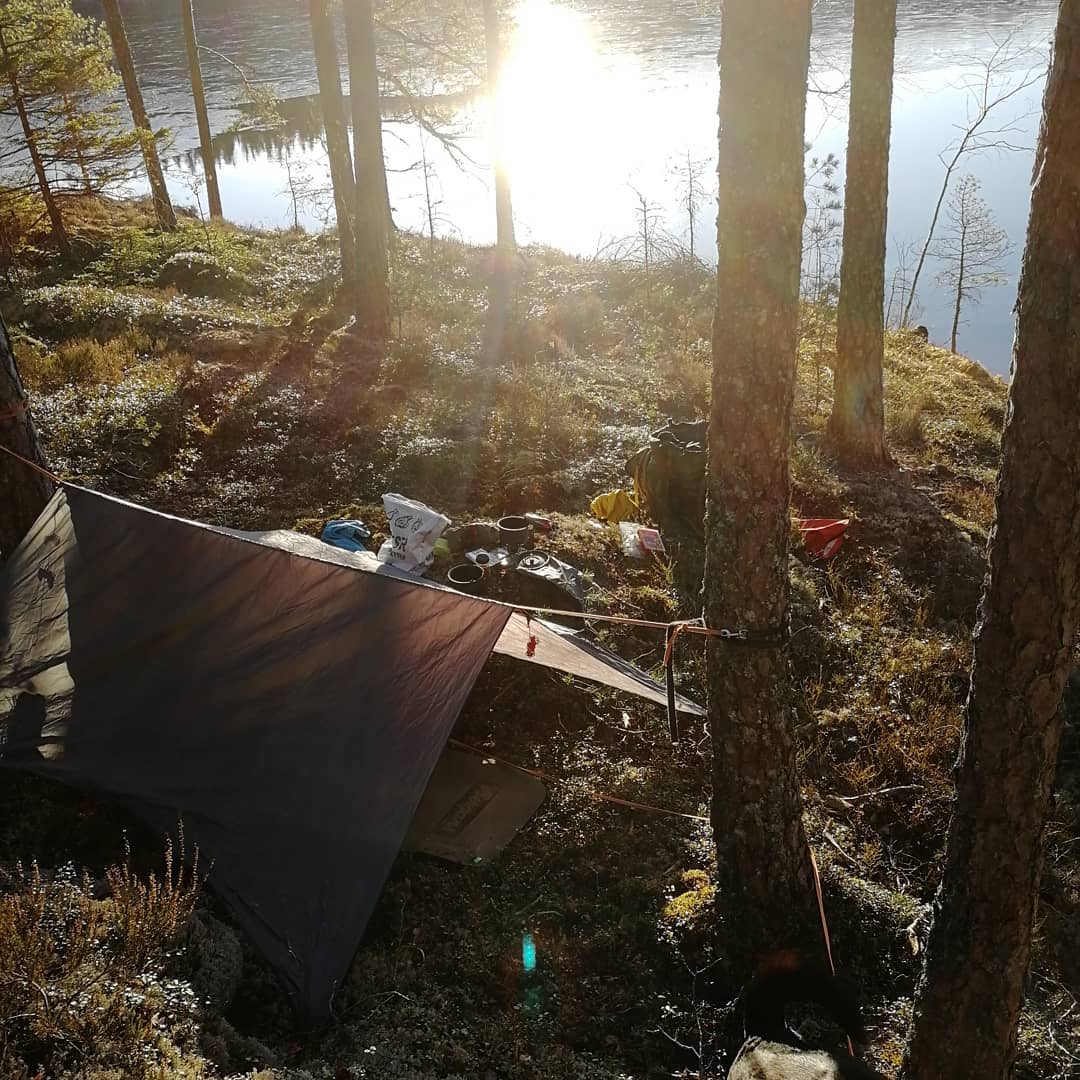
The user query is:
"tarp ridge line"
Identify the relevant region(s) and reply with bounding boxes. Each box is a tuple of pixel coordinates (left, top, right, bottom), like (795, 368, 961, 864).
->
(0, 444, 778, 647)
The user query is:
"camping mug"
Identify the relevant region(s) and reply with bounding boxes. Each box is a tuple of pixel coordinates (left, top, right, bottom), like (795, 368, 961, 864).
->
(447, 563, 485, 595)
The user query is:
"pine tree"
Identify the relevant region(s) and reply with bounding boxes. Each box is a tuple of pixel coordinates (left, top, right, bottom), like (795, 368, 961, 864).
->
(706, 0, 818, 970)
(933, 175, 1012, 355)
(829, 0, 897, 463)
(0, 313, 52, 561)
(342, 0, 390, 343)
(100, 0, 177, 231)
(0, 0, 141, 254)
(308, 0, 358, 302)
(482, 0, 514, 251)
(180, 0, 222, 220)
(905, 2, 1080, 1074)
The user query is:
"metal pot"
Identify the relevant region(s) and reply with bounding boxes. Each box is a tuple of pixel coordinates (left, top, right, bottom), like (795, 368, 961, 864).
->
(497, 515, 532, 551)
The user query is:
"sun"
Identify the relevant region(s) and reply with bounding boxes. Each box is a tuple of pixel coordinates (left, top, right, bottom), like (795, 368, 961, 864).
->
(489, 0, 624, 180)
(481, 0, 674, 252)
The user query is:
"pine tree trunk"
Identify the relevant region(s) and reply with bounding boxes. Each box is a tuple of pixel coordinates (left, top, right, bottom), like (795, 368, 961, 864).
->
(308, 0, 358, 302)
(706, 0, 818, 971)
(829, 0, 895, 463)
(0, 30, 71, 259)
(100, 0, 177, 231)
(342, 0, 393, 239)
(950, 227, 967, 354)
(65, 96, 95, 196)
(0, 314, 53, 562)
(341, 0, 390, 343)
(905, 4, 1080, 1076)
(483, 0, 515, 250)
(480, 0, 515, 368)
(180, 0, 223, 219)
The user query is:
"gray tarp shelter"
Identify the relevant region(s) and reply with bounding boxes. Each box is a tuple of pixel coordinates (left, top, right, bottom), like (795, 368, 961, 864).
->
(0, 485, 702, 1017)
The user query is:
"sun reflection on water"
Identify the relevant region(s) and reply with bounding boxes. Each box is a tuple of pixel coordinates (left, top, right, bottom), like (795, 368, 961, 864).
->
(492, 0, 612, 168)
(489, 0, 674, 250)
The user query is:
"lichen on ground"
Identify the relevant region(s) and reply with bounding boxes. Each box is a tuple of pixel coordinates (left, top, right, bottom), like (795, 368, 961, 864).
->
(0, 196, 1075, 1079)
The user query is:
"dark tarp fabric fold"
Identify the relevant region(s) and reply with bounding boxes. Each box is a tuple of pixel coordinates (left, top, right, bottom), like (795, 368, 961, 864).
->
(0, 485, 703, 1017)
(0, 486, 512, 1017)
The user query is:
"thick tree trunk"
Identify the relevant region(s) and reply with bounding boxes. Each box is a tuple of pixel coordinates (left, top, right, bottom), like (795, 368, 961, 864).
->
(308, 0, 358, 302)
(342, 0, 393, 239)
(706, 0, 818, 972)
(180, 0, 222, 219)
(0, 314, 53, 562)
(905, 4, 1080, 1076)
(341, 0, 390, 343)
(100, 0, 176, 231)
(483, 0, 515, 250)
(829, 0, 895, 463)
(0, 31, 71, 259)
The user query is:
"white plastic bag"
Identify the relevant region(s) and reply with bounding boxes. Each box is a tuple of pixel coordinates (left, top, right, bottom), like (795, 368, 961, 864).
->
(618, 523, 665, 559)
(378, 493, 450, 572)
(619, 521, 645, 558)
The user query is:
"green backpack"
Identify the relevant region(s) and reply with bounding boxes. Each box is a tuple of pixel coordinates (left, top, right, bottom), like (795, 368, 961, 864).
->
(626, 419, 707, 539)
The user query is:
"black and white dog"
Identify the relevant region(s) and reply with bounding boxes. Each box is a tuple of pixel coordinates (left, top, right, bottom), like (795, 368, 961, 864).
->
(728, 953, 885, 1080)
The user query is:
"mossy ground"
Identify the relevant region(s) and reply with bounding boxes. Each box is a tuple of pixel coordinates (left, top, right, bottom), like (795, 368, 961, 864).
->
(1, 195, 1077, 1078)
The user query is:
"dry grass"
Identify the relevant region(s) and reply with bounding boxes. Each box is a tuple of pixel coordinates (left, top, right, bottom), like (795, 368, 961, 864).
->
(0, 837, 202, 1080)
(884, 331, 1008, 471)
(2, 202, 1076, 1079)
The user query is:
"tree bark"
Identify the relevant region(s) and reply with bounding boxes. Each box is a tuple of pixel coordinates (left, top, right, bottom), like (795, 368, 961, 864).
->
(0, 29, 71, 259)
(950, 225, 966, 354)
(308, 0, 358, 302)
(829, 0, 895, 463)
(904, 3, 1080, 1076)
(341, 0, 390, 343)
(0, 314, 53, 562)
(100, 0, 176, 231)
(483, 0, 515, 251)
(342, 0, 393, 239)
(706, 0, 818, 973)
(180, 0, 222, 219)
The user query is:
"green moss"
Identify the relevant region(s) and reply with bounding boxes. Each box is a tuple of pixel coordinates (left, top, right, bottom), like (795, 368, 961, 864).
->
(661, 883, 715, 927)
(6, 198, 1076, 1080)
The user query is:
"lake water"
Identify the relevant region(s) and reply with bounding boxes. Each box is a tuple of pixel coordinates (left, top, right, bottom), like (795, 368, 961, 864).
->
(90, 0, 1059, 375)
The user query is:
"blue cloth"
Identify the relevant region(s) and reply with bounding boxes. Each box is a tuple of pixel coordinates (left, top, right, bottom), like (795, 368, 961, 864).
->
(321, 519, 372, 553)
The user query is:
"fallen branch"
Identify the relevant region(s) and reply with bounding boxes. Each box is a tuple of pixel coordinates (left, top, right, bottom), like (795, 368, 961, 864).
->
(822, 829, 858, 867)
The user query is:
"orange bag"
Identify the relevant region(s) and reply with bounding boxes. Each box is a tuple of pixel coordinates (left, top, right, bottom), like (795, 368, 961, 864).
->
(797, 518, 849, 559)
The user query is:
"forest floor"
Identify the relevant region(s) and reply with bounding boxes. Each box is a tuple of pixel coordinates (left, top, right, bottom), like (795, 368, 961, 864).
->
(1, 195, 1079, 1080)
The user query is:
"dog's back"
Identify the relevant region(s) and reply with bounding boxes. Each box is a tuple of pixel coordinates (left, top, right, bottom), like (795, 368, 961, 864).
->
(729, 1039, 883, 1080)
(727, 954, 884, 1080)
